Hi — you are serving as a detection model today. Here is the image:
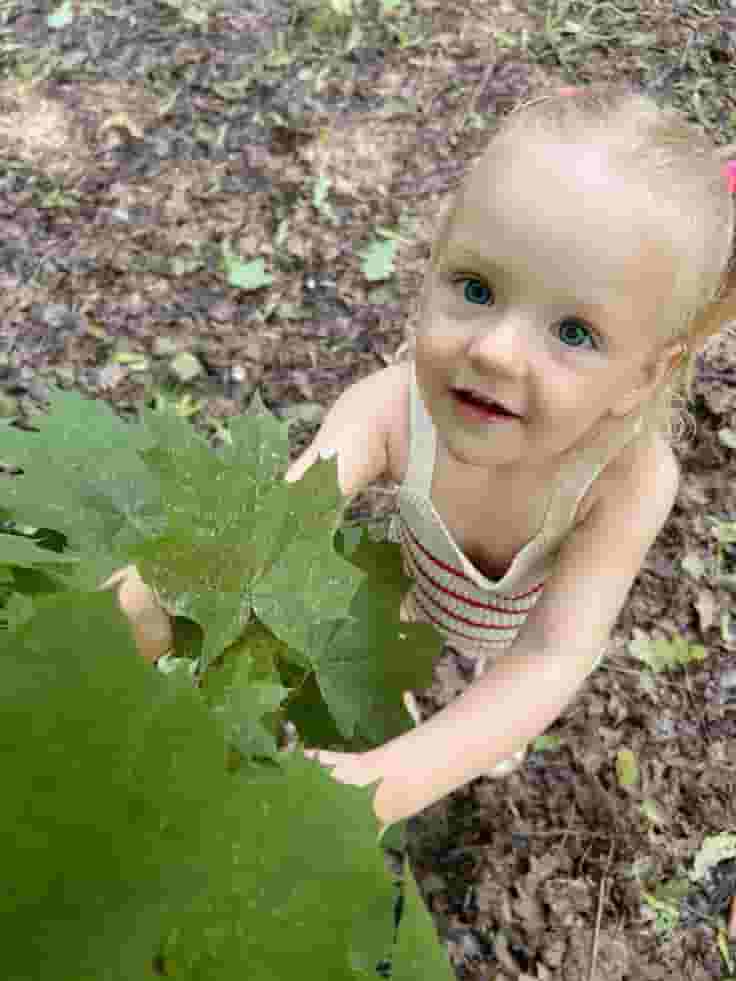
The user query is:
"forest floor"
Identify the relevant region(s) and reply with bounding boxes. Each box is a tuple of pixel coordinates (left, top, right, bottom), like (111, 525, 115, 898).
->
(1, 0, 736, 977)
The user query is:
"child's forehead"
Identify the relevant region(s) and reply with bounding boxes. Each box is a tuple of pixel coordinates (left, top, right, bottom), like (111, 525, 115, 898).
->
(446, 152, 666, 287)
(476, 137, 616, 182)
(462, 143, 647, 227)
(440, 179, 677, 338)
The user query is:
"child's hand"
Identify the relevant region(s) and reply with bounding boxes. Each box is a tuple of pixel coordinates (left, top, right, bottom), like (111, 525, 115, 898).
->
(302, 748, 389, 828)
(98, 564, 173, 662)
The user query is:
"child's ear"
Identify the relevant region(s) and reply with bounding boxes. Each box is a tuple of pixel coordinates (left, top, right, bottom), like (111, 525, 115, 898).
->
(653, 340, 688, 383)
(609, 341, 686, 418)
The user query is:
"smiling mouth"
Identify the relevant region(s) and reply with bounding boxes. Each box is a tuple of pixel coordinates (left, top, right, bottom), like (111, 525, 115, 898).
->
(451, 389, 520, 418)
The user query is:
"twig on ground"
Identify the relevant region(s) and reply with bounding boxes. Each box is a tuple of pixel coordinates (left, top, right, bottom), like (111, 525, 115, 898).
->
(559, 801, 577, 852)
(588, 841, 615, 981)
(511, 828, 612, 838)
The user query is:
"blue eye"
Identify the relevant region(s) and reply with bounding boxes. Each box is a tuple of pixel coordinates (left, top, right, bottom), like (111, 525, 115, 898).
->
(450, 275, 599, 351)
(556, 318, 598, 350)
(452, 276, 493, 306)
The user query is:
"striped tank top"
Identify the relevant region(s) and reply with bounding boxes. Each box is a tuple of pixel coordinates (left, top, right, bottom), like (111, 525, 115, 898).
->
(387, 360, 643, 660)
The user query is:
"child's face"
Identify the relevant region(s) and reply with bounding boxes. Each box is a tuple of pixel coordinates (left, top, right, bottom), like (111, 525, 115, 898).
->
(414, 141, 680, 476)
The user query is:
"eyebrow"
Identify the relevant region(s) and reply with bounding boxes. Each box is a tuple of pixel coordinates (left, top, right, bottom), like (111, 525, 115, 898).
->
(443, 246, 497, 273)
(442, 245, 615, 332)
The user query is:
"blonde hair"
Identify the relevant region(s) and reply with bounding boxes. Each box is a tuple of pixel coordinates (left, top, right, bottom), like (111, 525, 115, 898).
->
(417, 83, 736, 448)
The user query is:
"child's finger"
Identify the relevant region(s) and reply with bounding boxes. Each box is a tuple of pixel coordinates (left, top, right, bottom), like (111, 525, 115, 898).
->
(98, 563, 136, 591)
(99, 564, 173, 662)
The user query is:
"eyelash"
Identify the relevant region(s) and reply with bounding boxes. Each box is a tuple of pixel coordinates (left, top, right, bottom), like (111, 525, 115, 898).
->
(447, 274, 601, 352)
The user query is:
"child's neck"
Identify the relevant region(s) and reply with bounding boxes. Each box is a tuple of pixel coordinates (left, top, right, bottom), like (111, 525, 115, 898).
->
(439, 438, 563, 486)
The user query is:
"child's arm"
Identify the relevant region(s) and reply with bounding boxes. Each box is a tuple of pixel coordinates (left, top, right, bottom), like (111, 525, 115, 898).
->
(360, 437, 680, 826)
(283, 361, 405, 498)
(100, 363, 405, 658)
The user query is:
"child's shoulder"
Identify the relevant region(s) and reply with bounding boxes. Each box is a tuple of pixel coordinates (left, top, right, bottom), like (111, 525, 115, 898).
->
(384, 359, 413, 484)
(565, 426, 677, 536)
(592, 428, 679, 521)
(616, 428, 678, 486)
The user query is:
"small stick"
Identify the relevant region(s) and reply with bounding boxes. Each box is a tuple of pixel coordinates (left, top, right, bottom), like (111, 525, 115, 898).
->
(559, 801, 577, 853)
(508, 829, 612, 838)
(449, 41, 497, 145)
(588, 842, 615, 981)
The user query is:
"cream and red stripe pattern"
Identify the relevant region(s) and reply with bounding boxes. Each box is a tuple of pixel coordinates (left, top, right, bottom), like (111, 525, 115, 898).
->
(393, 512, 546, 654)
(386, 359, 645, 662)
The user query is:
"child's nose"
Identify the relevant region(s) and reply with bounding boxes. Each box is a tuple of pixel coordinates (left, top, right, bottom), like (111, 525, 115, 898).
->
(468, 315, 532, 371)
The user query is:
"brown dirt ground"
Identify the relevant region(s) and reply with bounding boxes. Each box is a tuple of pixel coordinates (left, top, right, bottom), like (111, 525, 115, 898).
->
(2, 0, 736, 977)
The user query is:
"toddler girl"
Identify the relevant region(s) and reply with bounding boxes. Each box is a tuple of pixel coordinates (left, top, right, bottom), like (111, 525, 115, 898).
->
(387, 83, 736, 776)
(105, 83, 736, 828)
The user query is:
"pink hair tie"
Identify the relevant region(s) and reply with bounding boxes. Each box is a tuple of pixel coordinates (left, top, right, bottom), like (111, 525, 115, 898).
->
(725, 160, 736, 194)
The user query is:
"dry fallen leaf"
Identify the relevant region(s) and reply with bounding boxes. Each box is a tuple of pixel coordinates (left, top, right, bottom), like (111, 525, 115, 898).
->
(97, 111, 145, 142)
(694, 587, 717, 632)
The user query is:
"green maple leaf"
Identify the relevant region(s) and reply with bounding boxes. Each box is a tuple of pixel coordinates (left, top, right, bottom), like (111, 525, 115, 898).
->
(158, 748, 454, 981)
(0, 531, 82, 628)
(0, 532, 79, 569)
(285, 531, 443, 748)
(0, 389, 460, 981)
(0, 591, 233, 981)
(200, 620, 292, 760)
(0, 385, 445, 763)
(0, 387, 159, 587)
(3, 590, 455, 980)
(130, 396, 365, 668)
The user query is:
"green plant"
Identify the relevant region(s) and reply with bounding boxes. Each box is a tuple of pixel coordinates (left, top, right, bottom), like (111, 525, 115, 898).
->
(640, 884, 686, 936)
(638, 833, 736, 961)
(627, 629, 708, 672)
(221, 241, 273, 291)
(0, 387, 453, 978)
(300, 0, 356, 40)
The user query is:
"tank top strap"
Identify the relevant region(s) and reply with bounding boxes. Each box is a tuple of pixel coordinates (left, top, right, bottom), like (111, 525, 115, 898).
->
(535, 409, 644, 553)
(403, 359, 436, 498)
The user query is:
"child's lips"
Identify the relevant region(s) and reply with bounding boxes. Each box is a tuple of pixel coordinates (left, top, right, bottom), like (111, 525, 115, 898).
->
(451, 389, 523, 423)
(451, 388, 522, 418)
